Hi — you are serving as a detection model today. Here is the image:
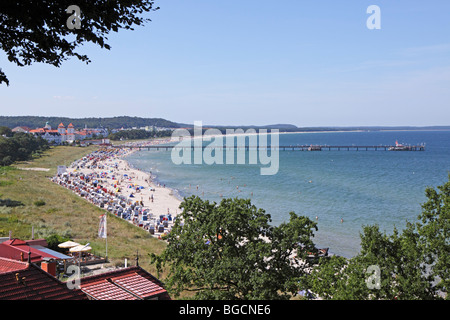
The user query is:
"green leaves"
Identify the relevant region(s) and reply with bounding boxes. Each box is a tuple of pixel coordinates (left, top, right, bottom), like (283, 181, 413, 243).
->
(0, 0, 159, 85)
(152, 177, 450, 300)
(417, 176, 450, 298)
(151, 196, 318, 300)
(307, 176, 450, 300)
(0, 132, 49, 166)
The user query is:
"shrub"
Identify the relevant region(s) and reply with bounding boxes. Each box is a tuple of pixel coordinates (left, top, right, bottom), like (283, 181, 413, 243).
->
(34, 200, 46, 206)
(0, 198, 24, 207)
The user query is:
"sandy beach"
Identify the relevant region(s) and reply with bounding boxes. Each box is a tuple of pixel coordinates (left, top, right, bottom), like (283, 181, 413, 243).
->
(52, 139, 182, 238)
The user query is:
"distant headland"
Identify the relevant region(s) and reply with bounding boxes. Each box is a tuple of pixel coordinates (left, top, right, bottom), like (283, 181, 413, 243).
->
(0, 116, 449, 133)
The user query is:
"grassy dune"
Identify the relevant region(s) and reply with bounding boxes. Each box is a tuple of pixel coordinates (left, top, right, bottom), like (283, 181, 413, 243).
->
(0, 145, 167, 275)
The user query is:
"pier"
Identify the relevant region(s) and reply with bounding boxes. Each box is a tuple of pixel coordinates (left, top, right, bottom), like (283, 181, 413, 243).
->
(114, 145, 426, 152)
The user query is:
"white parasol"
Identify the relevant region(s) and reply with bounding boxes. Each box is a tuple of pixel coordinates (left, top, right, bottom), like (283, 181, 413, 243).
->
(58, 241, 81, 248)
(69, 244, 92, 252)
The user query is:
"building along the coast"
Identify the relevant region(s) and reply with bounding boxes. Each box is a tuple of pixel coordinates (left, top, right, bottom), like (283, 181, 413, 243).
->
(29, 122, 107, 144)
(11, 126, 31, 133)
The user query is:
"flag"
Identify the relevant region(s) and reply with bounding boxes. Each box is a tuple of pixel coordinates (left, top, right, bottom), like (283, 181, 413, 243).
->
(98, 214, 107, 239)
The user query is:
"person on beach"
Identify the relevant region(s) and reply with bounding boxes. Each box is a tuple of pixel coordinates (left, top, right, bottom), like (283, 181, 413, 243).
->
(52, 145, 181, 241)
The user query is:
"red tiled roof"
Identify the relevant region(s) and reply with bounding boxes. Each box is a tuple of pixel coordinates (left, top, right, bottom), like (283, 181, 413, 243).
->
(58, 123, 65, 127)
(80, 266, 170, 300)
(81, 280, 138, 300)
(30, 128, 59, 134)
(112, 273, 167, 298)
(0, 258, 87, 300)
(0, 257, 28, 273)
(12, 126, 31, 132)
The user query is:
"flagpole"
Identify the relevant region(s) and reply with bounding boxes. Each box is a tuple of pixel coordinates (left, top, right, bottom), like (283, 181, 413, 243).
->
(105, 213, 108, 261)
(99, 214, 108, 261)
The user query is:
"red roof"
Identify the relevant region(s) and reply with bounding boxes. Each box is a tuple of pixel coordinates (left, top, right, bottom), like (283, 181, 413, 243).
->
(4, 239, 27, 246)
(68, 123, 74, 128)
(0, 243, 43, 263)
(81, 280, 138, 300)
(12, 126, 31, 132)
(0, 257, 87, 300)
(113, 272, 167, 298)
(58, 123, 65, 128)
(25, 239, 48, 247)
(0, 239, 60, 263)
(0, 257, 28, 273)
(30, 128, 59, 134)
(80, 266, 170, 300)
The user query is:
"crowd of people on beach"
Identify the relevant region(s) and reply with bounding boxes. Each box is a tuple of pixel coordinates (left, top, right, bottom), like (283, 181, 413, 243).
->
(51, 145, 179, 240)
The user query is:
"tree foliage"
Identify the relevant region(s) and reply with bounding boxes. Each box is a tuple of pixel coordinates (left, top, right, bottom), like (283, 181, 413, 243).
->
(0, 131, 49, 166)
(307, 176, 450, 300)
(108, 128, 172, 141)
(0, 0, 159, 85)
(417, 178, 450, 297)
(0, 116, 181, 130)
(45, 234, 71, 253)
(151, 196, 318, 300)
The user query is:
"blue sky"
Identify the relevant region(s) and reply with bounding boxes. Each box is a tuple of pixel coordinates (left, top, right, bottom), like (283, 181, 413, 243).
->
(1, 0, 450, 127)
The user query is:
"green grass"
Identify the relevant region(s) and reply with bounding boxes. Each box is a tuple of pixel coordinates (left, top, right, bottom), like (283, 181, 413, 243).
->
(0, 145, 167, 276)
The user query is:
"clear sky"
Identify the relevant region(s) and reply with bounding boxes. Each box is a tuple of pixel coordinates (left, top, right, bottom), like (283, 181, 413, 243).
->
(1, 0, 450, 127)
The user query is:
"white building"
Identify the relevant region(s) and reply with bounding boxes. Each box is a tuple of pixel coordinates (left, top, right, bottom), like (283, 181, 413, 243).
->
(30, 122, 80, 144)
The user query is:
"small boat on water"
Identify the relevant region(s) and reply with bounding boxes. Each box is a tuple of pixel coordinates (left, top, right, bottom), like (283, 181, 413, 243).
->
(389, 140, 412, 151)
(308, 145, 322, 151)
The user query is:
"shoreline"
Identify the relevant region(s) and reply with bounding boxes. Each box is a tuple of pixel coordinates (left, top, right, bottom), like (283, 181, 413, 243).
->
(123, 153, 186, 203)
(52, 139, 182, 240)
(52, 137, 341, 260)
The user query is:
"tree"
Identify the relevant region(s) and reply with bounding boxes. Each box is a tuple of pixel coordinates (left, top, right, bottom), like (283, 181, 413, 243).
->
(307, 224, 435, 300)
(0, 126, 13, 137)
(306, 255, 349, 300)
(45, 234, 71, 253)
(307, 177, 450, 300)
(0, 0, 159, 85)
(0, 132, 49, 166)
(417, 176, 450, 299)
(150, 196, 318, 300)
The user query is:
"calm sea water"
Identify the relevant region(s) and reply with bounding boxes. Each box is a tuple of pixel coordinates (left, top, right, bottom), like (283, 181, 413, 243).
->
(126, 130, 450, 258)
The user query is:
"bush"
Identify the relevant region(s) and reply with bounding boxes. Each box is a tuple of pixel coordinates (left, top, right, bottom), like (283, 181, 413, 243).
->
(0, 198, 24, 207)
(34, 200, 46, 207)
(0, 156, 13, 166)
(45, 234, 71, 253)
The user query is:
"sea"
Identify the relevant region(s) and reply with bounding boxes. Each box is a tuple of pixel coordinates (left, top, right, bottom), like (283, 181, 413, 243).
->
(125, 130, 450, 258)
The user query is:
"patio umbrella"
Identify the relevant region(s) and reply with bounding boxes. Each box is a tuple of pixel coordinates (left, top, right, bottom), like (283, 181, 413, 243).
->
(70, 244, 92, 252)
(58, 241, 81, 248)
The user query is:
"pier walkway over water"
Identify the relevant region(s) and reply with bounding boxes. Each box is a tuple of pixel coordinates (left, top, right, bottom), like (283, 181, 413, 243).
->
(113, 144, 426, 152)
